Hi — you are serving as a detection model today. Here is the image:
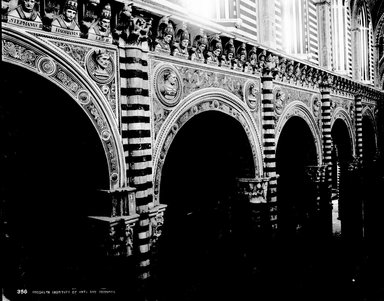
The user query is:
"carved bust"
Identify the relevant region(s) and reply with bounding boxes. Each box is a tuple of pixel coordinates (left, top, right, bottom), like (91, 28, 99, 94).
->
(160, 70, 178, 100)
(206, 34, 222, 66)
(51, 0, 80, 33)
(191, 32, 208, 62)
(8, 0, 42, 24)
(155, 16, 174, 54)
(88, 3, 112, 42)
(173, 22, 190, 57)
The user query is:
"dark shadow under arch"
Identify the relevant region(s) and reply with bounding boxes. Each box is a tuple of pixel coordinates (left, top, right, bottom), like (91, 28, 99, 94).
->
(1, 62, 128, 295)
(362, 115, 376, 163)
(276, 116, 318, 239)
(154, 111, 256, 301)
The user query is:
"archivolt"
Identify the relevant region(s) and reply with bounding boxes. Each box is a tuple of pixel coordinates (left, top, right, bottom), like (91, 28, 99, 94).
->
(331, 107, 356, 157)
(153, 88, 263, 204)
(275, 101, 323, 165)
(362, 105, 378, 150)
(2, 25, 126, 189)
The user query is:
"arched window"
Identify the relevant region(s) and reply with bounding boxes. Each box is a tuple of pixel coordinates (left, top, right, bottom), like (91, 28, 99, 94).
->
(331, 0, 352, 75)
(275, 0, 319, 63)
(357, 3, 373, 83)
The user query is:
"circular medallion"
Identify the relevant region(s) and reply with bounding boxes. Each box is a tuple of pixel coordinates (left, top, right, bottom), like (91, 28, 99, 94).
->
(274, 86, 285, 115)
(244, 80, 260, 111)
(86, 49, 114, 84)
(37, 57, 56, 76)
(311, 94, 321, 118)
(154, 64, 182, 107)
(101, 129, 111, 141)
(110, 173, 118, 183)
(77, 90, 91, 105)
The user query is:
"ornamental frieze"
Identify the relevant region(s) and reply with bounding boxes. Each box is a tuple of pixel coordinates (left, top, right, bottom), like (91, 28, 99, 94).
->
(150, 59, 250, 102)
(177, 66, 246, 100)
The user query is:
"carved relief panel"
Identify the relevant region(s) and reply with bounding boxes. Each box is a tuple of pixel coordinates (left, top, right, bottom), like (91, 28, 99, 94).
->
(45, 38, 119, 120)
(150, 59, 262, 141)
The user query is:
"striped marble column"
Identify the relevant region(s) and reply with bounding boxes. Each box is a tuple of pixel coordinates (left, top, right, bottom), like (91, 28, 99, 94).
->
(319, 82, 333, 235)
(120, 45, 153, 280)
(261, 72, 278, 231)
(355, 94, 363, 161)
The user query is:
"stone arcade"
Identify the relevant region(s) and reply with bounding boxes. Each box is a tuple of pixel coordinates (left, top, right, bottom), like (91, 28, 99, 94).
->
(2, 0, 384, 300)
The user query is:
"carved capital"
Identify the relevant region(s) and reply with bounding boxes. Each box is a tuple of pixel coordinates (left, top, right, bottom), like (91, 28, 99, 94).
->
(89, 215, 139, 257)
(305, 165, 327, 183)
(347, 156, 362, 172)
(99, 186, 137, 217)
(237, 177, 270, 204)
(149, 204, 167, 250)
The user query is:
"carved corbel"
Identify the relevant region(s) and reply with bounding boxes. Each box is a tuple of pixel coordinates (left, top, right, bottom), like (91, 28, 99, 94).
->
(114, 4, 153, 46)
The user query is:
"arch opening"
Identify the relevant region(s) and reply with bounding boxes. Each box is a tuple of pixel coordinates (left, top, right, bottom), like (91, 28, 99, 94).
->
(1, 62, 122, 293)
(331, 118, 354, 237)
(154, 111, 256, 300)
(362, 115, 376, 163)
(276, 116, 318, 239)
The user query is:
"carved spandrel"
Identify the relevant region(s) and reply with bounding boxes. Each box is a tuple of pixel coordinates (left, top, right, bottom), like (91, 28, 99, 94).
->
(176, 65, 246, 101)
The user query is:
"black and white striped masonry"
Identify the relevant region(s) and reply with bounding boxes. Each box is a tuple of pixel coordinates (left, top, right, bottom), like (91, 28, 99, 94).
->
(355, 94, 363, 161)
(261, 70, 278, 231)
(120, 45, 153, 280)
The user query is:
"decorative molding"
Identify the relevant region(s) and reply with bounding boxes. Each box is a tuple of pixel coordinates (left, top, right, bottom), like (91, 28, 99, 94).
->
(331, 107, 357, 158)
(153, 88, 263, 205)
(276, 101, 323, 165)
(2, 25, 125, 189)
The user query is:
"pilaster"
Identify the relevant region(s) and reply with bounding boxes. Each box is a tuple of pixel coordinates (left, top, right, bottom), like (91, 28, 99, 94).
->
(261, 54, 279, 232)
(258, 0, 276, 49)
(319, 81, 333, 236)
(315, 0, 332, 70)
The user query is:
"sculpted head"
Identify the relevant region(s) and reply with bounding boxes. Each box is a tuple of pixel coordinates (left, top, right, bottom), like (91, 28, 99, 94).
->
(22, 0, 36, 12)
(94, 50, 110, 69)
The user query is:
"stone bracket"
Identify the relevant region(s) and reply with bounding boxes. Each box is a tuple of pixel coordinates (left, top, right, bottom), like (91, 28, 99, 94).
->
(88, 214, 139, 257)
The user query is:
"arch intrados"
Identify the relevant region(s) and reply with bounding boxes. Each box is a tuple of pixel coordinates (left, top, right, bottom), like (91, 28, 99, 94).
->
(275, 101, 323, 165)
(362, 106, 378, 149)
(153, 88, 263, 203)
(331, 107, 356, 157)
(2, 25, 126, 189)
